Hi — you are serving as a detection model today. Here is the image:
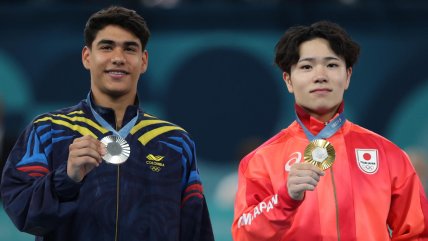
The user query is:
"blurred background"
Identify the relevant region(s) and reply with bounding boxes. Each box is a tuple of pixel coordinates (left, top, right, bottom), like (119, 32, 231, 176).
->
(1, 1, 428, 240)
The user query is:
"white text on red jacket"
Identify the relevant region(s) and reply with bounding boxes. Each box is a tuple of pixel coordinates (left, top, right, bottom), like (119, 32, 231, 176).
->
(238, 194, 279, 228)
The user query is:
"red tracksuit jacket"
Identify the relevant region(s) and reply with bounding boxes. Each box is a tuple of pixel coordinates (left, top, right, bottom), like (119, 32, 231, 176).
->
(232, 107, 428, 241)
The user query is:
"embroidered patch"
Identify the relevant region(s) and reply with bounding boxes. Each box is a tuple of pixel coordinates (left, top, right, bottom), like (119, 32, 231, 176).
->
(146, 154, 165, 172)
(355, 149, 378, 174)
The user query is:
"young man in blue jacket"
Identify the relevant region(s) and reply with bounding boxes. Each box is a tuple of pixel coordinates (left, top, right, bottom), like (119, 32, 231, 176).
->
(1, 6, 214, 241)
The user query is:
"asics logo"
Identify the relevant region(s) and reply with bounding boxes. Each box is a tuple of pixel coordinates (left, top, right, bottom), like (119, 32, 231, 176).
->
(284, 152, 302, 172)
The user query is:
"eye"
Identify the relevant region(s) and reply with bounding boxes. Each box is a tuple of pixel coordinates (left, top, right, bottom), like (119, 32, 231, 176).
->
(327, 63, 339, 68)
(99, 45, 112, 51)
(300, 64, 312, 70)
(125, 47, 137, 52)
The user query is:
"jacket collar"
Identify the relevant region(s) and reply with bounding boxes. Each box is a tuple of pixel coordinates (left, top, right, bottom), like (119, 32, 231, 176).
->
(295, 102, 344, 136)
(88, 92, 140, 130)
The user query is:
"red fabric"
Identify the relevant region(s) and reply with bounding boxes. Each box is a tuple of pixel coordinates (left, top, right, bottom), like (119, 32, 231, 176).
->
(232, 112, 428, 241)
(17, 165, 49, 174)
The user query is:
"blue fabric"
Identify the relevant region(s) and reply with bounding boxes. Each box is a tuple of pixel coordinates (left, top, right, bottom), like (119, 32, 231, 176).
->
(0, 99, 214, 241)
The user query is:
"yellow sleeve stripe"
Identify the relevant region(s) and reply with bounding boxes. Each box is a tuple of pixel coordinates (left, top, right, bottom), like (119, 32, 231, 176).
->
(34, 117, 98, 138)
(130, 119, 175, 134)
(35, 114, 108, 134)
(138, 126, 185, 145)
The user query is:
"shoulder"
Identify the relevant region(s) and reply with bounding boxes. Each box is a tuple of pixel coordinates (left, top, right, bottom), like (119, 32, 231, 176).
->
(21, 102, 84, 132)
(345, 122, 410, 168)
(32, 102, 85, 126)
(26, 101, 107, 139)
(346, 122, 403, 151)
(239, 128, 292, 174)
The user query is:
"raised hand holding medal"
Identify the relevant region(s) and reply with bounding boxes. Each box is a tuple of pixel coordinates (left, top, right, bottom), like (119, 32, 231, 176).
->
(287, 112, 345, 200)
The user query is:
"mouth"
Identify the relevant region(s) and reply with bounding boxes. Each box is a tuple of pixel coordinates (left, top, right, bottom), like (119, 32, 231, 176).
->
(310, 88, 332, 94)
(104, 69, 129, 77)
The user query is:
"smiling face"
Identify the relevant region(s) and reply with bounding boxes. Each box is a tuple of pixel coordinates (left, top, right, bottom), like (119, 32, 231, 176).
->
(284, 38, 352, 122)
(82, 25, 148, 103)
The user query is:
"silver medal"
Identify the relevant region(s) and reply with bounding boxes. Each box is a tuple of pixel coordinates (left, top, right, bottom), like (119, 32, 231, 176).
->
(100, 135, 130, 165)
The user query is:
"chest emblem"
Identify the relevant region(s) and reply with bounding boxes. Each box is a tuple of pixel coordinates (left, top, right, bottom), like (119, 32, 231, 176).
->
(146, 154, 165, 172)
(285, 152, 302, 172)
(355, 149, 379, 174)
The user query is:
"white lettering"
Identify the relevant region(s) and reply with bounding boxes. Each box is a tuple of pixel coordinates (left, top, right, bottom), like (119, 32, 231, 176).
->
(237, 194, 280, 228)
(267, 201, 273, 212)
(253, 206, 260, 218)
(259, 202, 267, 212)
(238, 213, 252, 228)
(271, 194, 278, 205)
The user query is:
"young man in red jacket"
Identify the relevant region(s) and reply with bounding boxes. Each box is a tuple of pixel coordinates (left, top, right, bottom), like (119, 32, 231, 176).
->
(232, 21, 428, 241)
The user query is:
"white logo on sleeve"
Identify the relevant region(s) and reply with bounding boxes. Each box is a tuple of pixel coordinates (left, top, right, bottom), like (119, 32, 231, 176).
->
(355, 149, 379, 174)
(285, 152, 302, 172)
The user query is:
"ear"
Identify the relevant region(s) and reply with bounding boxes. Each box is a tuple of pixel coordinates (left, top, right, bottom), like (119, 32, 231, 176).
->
(82, 46, 91, 70)
(283, 72, 293, 93)
(140, 50, 149, 74)
(344, 67, 352, 90)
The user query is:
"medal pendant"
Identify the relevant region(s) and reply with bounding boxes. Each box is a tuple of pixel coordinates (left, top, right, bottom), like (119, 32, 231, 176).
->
(100, 135, 130, 165)
(304, 139, 335, 170)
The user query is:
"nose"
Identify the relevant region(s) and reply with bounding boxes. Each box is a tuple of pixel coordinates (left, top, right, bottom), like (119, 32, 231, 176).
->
(314, 65, 328, 83)
(111, 50, 125, 65)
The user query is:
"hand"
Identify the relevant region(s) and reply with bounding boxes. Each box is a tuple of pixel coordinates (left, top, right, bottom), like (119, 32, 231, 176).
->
(67, 135, 107, 183)
(287, 162, 325, 200)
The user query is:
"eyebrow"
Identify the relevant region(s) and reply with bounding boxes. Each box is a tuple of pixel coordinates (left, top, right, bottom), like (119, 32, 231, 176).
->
(96, 39, 141, 48)
(298, 56, 341, 63)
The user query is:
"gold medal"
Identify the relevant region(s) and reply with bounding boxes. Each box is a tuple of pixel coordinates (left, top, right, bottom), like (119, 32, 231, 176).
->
(100, 135, 130, 165)
(304, 139, 335, 170)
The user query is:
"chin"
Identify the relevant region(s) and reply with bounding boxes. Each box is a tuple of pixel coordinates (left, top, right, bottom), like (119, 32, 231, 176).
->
(105, 89, 129, 98)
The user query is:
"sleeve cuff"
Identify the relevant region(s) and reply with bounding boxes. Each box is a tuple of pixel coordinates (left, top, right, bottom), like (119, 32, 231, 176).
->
(52, 164, 82, 201)
(278, 184, 304, 210)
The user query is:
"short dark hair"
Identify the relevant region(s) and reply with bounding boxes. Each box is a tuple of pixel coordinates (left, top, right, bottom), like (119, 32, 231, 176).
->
(274, 21, 360, 73)
(84, 6, 151, 50)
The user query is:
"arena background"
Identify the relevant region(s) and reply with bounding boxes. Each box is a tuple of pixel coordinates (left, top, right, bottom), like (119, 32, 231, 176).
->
(1, 1, 428, 240)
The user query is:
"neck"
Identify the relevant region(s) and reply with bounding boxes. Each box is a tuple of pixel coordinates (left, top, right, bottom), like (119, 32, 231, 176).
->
(308, 110, 337, 123)
(91, 91, 136, 129)
(301, 105, 341, 123)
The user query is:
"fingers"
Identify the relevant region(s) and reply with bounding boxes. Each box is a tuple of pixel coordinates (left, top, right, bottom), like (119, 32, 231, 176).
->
(291, 162, 325, 176)
(69, 135, 104, 163)
(67, 135, 105, 182)
(289, 174, 320, 187)
(287, 162, 325, 200)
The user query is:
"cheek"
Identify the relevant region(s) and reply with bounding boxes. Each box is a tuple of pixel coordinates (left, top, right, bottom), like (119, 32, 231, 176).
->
(92, 54, 109, 66)
(292, 82, 307, 94)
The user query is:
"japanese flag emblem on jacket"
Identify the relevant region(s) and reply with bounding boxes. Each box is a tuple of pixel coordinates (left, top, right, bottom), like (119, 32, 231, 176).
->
(355, 149, 379, 174)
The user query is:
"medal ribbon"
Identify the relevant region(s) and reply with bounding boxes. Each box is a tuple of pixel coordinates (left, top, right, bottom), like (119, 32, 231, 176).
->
(86, 93, 138, 138)
(295, 112, 346, 141)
